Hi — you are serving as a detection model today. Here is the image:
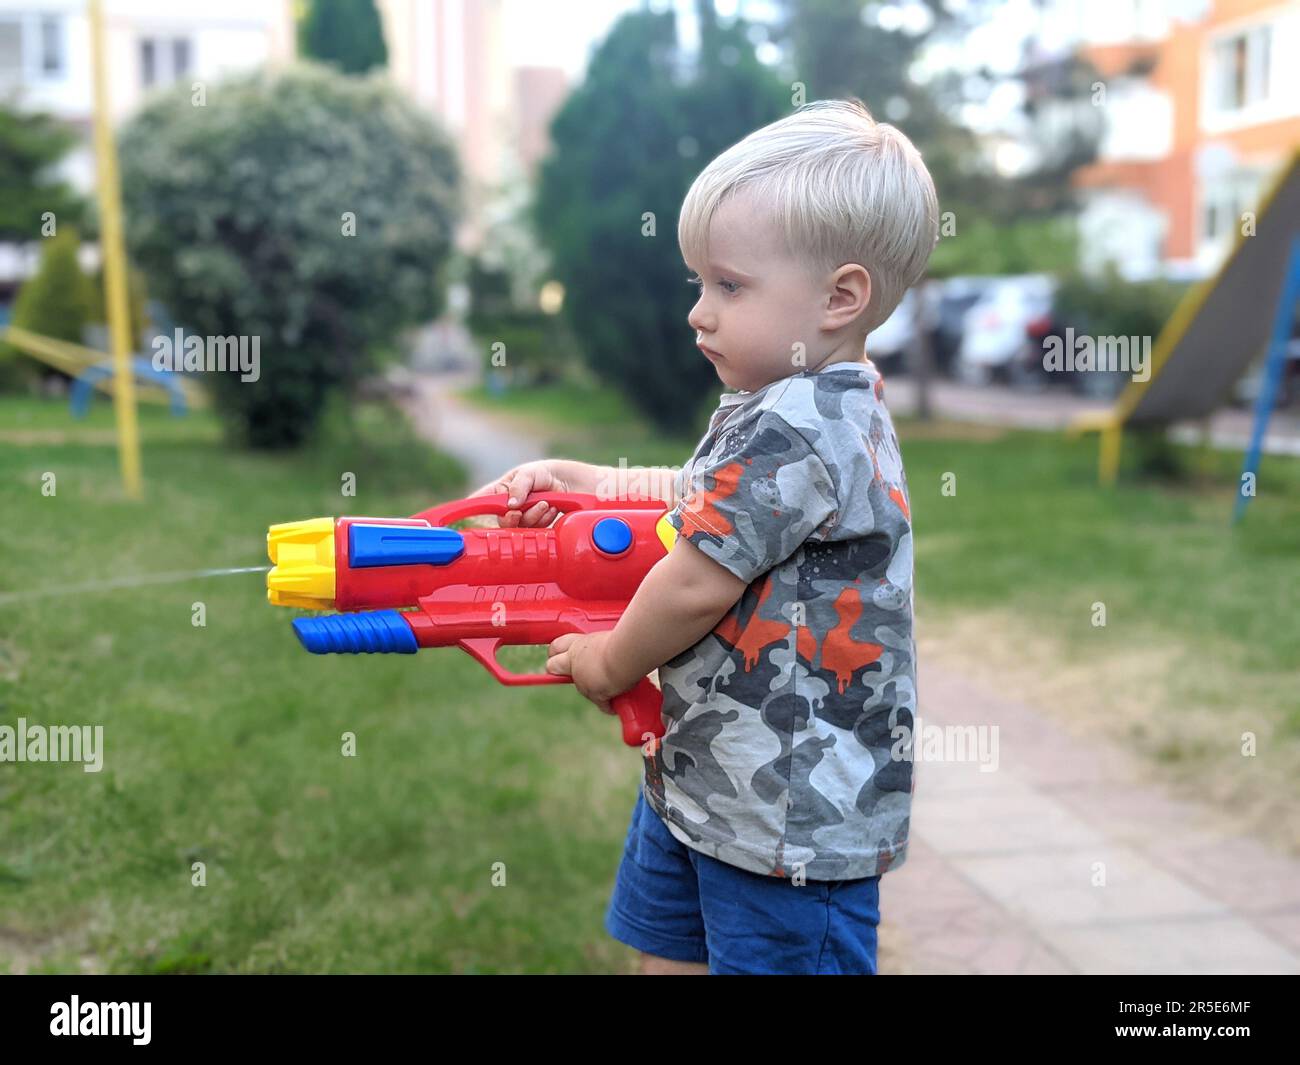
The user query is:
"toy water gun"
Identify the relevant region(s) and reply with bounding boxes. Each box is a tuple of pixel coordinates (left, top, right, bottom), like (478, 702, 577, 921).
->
(265, 491, 676, 747)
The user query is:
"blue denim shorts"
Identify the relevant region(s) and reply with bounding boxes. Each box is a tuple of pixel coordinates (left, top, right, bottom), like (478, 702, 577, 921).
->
(605, 792, 881, 974)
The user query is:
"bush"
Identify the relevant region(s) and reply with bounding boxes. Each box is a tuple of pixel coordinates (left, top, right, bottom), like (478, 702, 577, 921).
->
(470, 310, 574, 387)
(0, 228, 92, 390)
(1054, 264, 1189, 342)
(1044, 266, 1190, 401)
(118, 63, 460, 448)
(534, 7, 789, 433)
(929, 215, 1079, 278)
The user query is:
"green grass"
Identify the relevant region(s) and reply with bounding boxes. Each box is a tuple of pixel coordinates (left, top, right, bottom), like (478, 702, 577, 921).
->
(0, 394, 645, 974)
(1, 392, 224, 441)
(899, 422, 1300, 730)
(459, 378, 708, 467)
(460, 379, 637, 429)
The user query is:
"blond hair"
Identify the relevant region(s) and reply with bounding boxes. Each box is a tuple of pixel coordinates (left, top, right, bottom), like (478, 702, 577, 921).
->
(678, 98, 939, 333)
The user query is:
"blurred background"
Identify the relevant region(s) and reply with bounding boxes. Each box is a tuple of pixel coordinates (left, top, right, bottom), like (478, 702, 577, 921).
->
(0, 0, 1296, 974)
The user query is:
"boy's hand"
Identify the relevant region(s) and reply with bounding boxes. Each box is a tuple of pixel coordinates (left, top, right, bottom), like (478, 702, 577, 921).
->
(545, 632, 623, 716)
(469, 460, 568, 528)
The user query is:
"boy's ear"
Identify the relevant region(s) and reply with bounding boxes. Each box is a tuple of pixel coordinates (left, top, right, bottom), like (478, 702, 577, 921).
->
(823, 264, 872, 331)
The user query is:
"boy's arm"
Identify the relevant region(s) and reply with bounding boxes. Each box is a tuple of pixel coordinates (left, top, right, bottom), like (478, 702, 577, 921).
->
(548, 460, 680, 508)
(560, 411, 836, 700)
(599, 537, 748, 693)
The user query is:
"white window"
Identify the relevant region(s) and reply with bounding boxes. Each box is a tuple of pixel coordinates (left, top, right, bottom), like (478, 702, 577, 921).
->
(39, 12, 59, 74)
(1197, 166, 1267, 273)
(0, 21, 21, 81)
(1099, 78, 1173, 161)
(0, 13, 65, 86)
(140, 35, 193, 89)
(1211, 25, 1272, 113)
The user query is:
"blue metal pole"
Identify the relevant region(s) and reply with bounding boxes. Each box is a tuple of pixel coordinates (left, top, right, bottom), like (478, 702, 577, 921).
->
(1235, 236, 1300, 523)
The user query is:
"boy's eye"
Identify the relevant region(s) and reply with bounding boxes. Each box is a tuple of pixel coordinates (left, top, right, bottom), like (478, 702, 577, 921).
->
(685, 274, 740, 294)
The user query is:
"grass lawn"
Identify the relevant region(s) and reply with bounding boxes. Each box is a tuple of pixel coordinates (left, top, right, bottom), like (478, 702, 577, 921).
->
(459, 379, 702, 468)
(463, 378, 1300, 852)
(0, 394, 647, 974)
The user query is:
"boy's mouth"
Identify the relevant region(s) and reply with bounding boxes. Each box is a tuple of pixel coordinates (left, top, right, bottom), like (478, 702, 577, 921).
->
(697, 342, 723, 360)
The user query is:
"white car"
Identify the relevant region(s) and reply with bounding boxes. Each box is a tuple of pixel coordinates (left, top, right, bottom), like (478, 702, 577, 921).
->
(865, 289, 917, 374)
(955, 274, 1056, 385)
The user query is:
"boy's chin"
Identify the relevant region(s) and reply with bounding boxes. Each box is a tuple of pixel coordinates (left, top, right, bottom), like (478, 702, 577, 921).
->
(714, 364, 770, 393)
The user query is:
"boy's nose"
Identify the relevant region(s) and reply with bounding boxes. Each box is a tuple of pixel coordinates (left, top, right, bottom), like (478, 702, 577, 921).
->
(687, 298, 713, 334)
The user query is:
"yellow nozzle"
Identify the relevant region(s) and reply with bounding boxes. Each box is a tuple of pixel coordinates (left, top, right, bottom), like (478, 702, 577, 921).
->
(266, 517, 336, 609)
(655, 513, 678, 555)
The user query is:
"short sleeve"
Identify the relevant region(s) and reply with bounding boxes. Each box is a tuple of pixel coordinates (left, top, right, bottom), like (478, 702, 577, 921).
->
(666, 410, 838, 583)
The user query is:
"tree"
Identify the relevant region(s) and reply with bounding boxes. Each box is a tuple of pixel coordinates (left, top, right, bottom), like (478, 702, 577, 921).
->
(0, 229, 92, 388)
(299, 0, 388, 74)
(770, 0, 1100, 225)
(534, 2, 788, 432)
(770, 0, 991, 218)
(0, 104, 84, 242)
(118, 63, 460, 447)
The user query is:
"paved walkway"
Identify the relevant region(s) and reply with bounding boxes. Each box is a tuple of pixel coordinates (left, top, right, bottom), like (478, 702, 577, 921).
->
(402, 369, 1300, 974)
(880, 661, 1300, 974)
(397, 370, 548, 492)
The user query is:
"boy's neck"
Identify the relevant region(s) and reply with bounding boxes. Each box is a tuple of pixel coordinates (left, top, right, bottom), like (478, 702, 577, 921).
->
(809, 333, 870, 373)
(731, 337, 871, 395)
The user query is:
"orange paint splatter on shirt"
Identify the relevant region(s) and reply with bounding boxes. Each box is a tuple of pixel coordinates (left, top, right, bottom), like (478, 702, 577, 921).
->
(864, 430, 911, 520)
(820, 587, 883, 694)
(888, 485, 910, 520)
(678, 460, 745, 539)
(712, 576, 791, 672)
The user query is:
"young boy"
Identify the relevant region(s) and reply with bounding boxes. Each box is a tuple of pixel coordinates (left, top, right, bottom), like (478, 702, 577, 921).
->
(482, 99, 937, 974)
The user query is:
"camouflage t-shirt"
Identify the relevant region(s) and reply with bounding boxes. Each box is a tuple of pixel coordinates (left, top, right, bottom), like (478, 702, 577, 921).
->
(646, 359, 915, 881)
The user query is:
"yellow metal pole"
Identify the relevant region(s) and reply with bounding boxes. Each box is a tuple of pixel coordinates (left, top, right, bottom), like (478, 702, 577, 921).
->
(1099, 422, 1122, 487)
(89, 0, 143, 499)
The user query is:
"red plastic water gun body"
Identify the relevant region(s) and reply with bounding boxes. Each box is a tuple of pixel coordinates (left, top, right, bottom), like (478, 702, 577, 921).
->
(266, 492, 673, 747)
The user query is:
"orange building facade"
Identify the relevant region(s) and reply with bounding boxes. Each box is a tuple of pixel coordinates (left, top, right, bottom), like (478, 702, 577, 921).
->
(1072, 0, 1300, 277)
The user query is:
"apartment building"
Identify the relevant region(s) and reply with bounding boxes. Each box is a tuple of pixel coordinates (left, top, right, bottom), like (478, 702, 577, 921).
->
(1063, 0, 1300, 277)
(376, 0, 569, 251)
(0, 0, 295, 187)
(0, 0, 294, 286)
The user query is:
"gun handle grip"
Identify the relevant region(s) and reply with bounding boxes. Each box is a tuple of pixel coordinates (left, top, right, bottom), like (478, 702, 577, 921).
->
(612, 677, 665, 749)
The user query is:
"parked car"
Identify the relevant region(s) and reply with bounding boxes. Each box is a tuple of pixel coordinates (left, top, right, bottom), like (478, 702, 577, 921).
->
(1233, 322, 1300, 409)
(955, 274, 1056, 385)
(1005, 305, 1127, 399)
(931, 276, 995, 377)
(865, 288, 916, 376)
